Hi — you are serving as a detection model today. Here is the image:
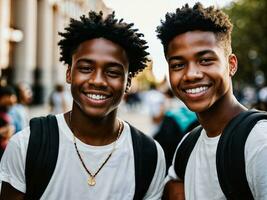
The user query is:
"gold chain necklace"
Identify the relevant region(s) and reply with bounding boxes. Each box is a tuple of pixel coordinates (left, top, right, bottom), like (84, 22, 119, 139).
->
(69, 112, 123, 186)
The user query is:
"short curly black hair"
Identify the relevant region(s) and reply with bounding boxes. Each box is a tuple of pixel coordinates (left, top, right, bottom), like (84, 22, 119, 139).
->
(58, 11, 149, 77)
(156, 3, 233, 55)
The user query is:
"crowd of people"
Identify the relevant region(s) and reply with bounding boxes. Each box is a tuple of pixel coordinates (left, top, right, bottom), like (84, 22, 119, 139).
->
(0, 83, 32, 159)
(0, 3, 267, 200)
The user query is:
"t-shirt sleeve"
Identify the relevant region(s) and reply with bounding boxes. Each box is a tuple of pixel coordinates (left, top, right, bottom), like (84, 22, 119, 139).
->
(245, 120, 267, 199)
(143, 140, 166, 200)
(0, 127, 29, 193)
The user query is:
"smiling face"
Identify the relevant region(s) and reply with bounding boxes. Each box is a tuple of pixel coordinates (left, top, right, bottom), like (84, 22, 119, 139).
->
(166, 31, 237, 113)
(66, 38, 129, 119)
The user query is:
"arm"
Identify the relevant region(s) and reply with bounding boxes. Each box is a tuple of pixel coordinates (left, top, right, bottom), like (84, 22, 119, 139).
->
(0, 129, 29, 199)
(162, 180, 185, 200)
(0, 182, 25, 200)
(162, 136, 189, 200)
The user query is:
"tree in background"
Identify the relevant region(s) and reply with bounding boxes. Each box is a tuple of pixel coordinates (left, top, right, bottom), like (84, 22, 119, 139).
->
(224, 0, 267, 86)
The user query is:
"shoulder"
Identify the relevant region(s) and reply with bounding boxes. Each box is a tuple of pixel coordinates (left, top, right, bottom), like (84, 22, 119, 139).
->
(9, 127, 30, 148)
(2, 127, 30, 162)
(0, 127, 30, 193)
(245, 120, 267, 197)
(127, 123, 165, 161)
(251, 119, 267, 130)
(55, 113, 65, 124)
(127, 123, 153, 143)
(246, 119, 267, 148)
(127, 125, 166, 199)
(154, 140, 165, 160)
(245, 119, 267, 164)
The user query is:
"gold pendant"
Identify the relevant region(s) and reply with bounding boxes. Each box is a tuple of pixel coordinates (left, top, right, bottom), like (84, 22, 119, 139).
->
(88, 176, 96, 186)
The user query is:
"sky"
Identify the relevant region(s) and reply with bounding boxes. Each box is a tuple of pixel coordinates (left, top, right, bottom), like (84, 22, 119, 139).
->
(103, 0, 234, 81)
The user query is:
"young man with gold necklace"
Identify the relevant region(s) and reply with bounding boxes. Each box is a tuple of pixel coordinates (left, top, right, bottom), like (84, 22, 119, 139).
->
(0, 11, 166, 200)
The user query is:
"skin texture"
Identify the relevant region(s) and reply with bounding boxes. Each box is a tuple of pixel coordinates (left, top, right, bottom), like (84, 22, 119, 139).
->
(162, 180, 185, 200)
(0, 37, 131, 199)
(163, 30, 247, 199)
(166, 31, 245, 136)
(66, 38, 130, 145)
(0, 182, 24, 200)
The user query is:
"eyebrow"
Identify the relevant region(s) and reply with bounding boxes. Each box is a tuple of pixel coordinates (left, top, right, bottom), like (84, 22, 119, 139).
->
(168, 55, 184, 63)
(106, 62, 124, 70)
(168, 50, 217, 62)
(76, 58, 93, 64)
(196, 50, 217, 57)
(76, 58, 125, 69)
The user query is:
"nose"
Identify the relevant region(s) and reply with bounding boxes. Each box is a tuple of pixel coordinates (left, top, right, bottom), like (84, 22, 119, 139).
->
(183, 62, 203, 81)
(88, 70, 107, 88)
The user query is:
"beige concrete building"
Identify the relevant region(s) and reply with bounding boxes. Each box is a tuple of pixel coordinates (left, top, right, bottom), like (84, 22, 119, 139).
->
(0, 0, 112, 103)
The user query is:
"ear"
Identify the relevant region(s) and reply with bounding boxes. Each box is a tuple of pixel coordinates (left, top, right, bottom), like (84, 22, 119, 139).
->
(125, 73, 132, 93)
(228, 54, 238, 77)
(66, 65, 71, 84)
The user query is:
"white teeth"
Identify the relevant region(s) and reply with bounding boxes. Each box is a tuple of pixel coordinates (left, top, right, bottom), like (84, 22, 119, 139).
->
(185, 86, 208, 94)
(87, 94, 107, 100)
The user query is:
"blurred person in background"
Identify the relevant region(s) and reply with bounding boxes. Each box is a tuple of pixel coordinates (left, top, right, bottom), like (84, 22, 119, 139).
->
(0, 85, 16, 159)
(0, 113, 14, 160)
(142, 82, 166, 137)
(49, 84, 71, 114)
(123, 90, 142, 111)
(9, 83, 33, 133)
(240, 85, 257, 108)
(154, 88, 198, 170)
(254, 85, 267, 111)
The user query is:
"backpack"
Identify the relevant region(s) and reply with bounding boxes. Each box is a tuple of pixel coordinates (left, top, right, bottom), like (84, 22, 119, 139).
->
(25, 115, 158, 200)
(174, 110, 267, 200)
(154, 113, 199, 171)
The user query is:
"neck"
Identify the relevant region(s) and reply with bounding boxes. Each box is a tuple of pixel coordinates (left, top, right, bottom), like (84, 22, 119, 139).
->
(197, 95, 247, 137)
(65, 108, 120, 146)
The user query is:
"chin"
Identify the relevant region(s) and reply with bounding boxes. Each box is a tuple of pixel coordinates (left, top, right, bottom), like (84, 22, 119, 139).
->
(82, 108, 106, 117)
(184, 103, 207, 113)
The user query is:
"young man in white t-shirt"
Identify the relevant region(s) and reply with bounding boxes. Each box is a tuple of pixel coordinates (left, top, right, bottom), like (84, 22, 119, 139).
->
(156, 3, 267, 199)
(0, 11, 166, 200)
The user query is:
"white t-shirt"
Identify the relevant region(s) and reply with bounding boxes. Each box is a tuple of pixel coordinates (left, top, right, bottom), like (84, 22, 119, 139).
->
(166, 120, 267, 200)
(0, 114, 166, 200)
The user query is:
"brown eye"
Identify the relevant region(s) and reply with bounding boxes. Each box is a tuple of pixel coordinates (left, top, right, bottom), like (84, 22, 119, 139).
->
(106, 70, 123, 78)
(78, 66, 93, 73)
(169, 63, 186, 70)
(199, 58, 214, 65)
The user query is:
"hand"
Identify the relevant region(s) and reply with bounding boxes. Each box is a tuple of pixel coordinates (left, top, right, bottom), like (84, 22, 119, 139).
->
(0, 125, 14, 139)
(162, 180, 185, 200)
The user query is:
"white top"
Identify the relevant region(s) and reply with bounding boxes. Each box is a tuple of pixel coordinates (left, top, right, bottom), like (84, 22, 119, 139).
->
(165, 120, 267, 200)
(0, 114, 166, 200)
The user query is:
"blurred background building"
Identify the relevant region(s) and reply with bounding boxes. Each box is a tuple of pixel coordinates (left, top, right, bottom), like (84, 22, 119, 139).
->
(0, 0, 266, 132)
(0, 0, 112, 104)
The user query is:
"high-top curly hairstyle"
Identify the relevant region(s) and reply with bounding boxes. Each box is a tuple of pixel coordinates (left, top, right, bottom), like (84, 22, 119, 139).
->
(58, 11, 149, 77)
(156, 3, 233, 56)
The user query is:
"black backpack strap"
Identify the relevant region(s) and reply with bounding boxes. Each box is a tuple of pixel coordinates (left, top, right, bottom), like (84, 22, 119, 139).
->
(25, 115, 59, 200)
(217, 110, 267, 200)
(174, 125, 202, 180)
(154, 115, 183, 171)
(129, 124, 158, 200)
